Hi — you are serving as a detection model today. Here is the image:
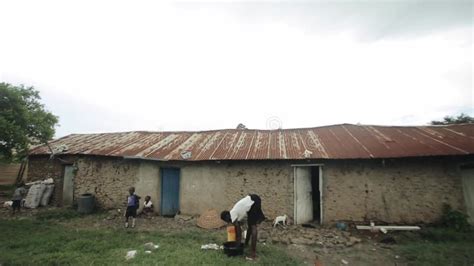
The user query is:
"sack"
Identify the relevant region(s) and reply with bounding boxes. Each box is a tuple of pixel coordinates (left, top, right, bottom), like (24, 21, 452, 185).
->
(40, 184, 55, 206)
(24, 184, 46, 208)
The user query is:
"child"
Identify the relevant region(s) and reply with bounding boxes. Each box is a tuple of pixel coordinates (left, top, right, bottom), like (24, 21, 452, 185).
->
(143, 195, 153, 214)
(125, 187, 141, 228)
(11, 182, 27, 215)
(221, 194, 265, 260)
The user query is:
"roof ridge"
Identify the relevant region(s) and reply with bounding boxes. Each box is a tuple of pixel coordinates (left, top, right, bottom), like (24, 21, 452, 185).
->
(54, 123, 474, 137)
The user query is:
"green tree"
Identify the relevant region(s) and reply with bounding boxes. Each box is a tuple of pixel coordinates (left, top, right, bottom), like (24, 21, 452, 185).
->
(0, 83, 58, 161)
(431, 113, 474, 125)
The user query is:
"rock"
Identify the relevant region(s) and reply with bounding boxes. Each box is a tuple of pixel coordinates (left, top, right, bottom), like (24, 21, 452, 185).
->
(144, 242, 155, 250)
(291, 237, 314, 245)
(380, 236, 396, 244)
(345, 236, 362, 247)
(145, 250, 152, 254)
(341, 259, 349, 265)
(125, 250, 137, 260)
(174, 214, 193, 222)
(259, 231, 269, 240)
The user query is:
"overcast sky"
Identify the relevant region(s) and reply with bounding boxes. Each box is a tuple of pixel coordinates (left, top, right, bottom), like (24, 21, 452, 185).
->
(0, 0, 472, 137)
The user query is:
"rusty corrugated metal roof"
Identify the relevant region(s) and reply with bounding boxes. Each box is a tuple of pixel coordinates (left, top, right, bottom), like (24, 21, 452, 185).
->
(29, 124, 474, 161)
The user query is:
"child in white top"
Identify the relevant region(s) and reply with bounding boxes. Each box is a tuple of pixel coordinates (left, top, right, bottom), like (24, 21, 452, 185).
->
(143, 195, 153, 214)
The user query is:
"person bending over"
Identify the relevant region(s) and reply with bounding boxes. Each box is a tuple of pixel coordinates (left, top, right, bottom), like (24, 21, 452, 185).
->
(221, 194, 265, 260)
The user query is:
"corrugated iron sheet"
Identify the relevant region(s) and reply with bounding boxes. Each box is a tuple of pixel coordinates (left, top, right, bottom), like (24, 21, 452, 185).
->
(29, 124, 474, 161)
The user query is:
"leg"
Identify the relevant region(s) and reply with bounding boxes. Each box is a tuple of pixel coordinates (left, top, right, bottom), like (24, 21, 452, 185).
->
(131, 208, 137, 228)
(250, 225, 258, 259)
(12, 201, 20, 215)
(235, 223, 242, 245)
(125, 209, 130, 228)
(245, 225, 252, 247)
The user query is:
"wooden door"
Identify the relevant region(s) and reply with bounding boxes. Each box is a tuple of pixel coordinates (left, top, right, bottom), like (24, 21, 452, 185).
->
(62, 165, 74, 206)
(295, 166, 313, 224)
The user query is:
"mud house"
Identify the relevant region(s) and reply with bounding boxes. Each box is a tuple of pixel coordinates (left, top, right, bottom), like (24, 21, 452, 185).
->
(27, 124, 474, 225)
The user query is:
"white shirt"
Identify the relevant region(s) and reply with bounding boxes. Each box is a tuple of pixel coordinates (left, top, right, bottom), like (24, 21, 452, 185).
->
(229, 196, 255, 223)
(144, 200, 153, 208)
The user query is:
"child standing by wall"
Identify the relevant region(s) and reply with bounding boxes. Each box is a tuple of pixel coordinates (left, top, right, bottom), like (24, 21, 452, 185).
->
(125, 187, 140, 228)
(11, 182, 27, 215)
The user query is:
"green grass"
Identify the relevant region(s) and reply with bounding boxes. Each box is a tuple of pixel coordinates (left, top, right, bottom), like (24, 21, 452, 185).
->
(396, 228, 474, 266)
(0, 218, 300, 265)
(35, 208, 85, 221)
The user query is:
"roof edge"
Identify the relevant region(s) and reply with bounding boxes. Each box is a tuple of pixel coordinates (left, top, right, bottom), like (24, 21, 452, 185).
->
(51, 123, 474, 137)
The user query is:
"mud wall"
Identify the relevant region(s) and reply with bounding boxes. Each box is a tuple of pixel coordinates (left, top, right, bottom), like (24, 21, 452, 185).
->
(26, 156, 71, 206)
(27, 155, 470, 224)
(180, 161, 294, 219)
(323, 158, 466, 224)
(73, 157, 140, 209)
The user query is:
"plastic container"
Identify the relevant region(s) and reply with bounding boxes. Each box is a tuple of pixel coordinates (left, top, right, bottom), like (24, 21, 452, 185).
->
(227, 226, 236, 241)
(77, 193, 95, 214)
(223, 241, 244, 257)
(336, 222, 347, 231)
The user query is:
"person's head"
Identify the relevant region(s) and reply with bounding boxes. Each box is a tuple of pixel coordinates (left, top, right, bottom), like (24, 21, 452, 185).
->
(220, 210, 231, 223)
(128, 187, 135, 195)
(145, 195, 151, 201)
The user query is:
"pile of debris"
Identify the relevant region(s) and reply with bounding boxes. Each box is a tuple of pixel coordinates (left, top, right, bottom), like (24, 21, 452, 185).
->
(258, 222, 361, 249)
(2, 178, 55, 209)
(125, 242, 160, 260)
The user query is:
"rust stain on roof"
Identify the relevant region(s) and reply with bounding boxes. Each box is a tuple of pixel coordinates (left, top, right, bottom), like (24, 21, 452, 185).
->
(29, 124, 474, 161)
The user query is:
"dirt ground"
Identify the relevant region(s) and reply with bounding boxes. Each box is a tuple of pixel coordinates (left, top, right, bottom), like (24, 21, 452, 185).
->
(0, 204, 407, 266)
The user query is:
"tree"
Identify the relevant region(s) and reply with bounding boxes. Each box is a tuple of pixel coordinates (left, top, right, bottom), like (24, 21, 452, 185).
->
(0, 83, 58, 161)
(430, 113, 474, 125)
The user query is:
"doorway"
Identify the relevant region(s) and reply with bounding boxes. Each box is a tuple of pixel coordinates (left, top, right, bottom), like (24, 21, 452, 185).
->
(294, 165, 322, 224)
(311, 167, 321, 222)
(62, 165, 74, 206)
(160, 168, 180, 216)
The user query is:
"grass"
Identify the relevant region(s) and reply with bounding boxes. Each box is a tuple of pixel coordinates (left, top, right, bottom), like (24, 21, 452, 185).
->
(396, 227, 474, 266)
(35, 208, 84, 221)
(0, 218, 300, 265)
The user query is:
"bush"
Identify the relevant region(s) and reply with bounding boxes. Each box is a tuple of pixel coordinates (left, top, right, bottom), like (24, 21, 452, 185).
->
(440, 204, 470, 232)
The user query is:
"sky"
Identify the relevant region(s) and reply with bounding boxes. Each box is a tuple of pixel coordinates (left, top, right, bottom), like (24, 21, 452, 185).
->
(0, 0, 472, 138)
